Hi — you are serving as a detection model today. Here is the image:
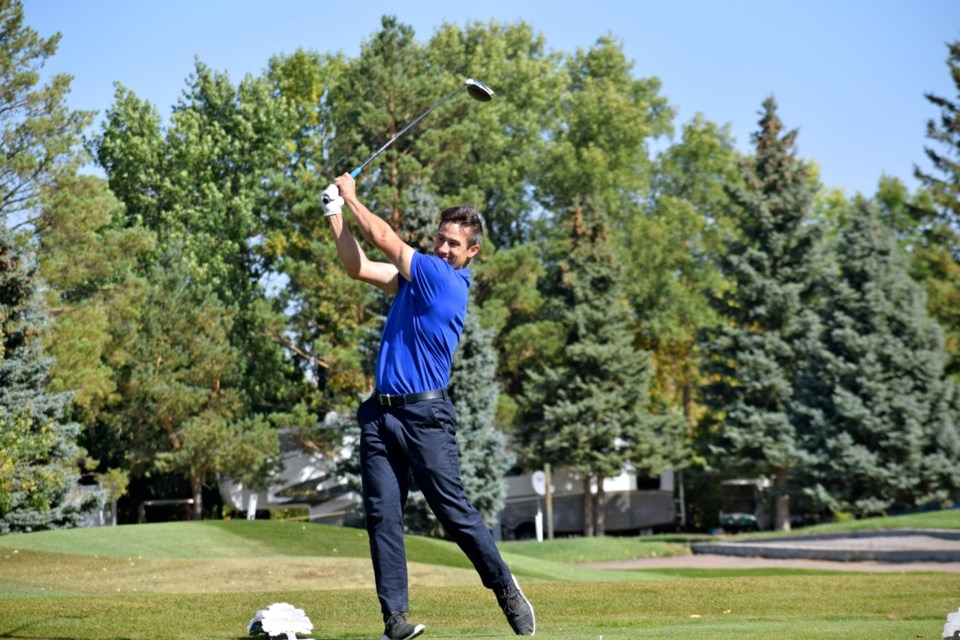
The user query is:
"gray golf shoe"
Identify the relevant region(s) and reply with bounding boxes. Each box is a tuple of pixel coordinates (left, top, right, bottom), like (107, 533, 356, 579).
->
(380, 612, 425, 640)
(496, 575, 536, 636)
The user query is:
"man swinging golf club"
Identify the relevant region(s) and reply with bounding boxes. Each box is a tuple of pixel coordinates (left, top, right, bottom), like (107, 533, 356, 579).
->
(322, 173, 536, 640)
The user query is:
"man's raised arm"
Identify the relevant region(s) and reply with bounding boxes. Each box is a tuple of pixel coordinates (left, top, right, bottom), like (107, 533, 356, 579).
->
(322, 183, 399, 294)
(333, 173, 414, 282)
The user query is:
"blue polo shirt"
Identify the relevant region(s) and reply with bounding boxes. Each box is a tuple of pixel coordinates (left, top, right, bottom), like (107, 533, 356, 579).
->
(376, 251, 471, 395)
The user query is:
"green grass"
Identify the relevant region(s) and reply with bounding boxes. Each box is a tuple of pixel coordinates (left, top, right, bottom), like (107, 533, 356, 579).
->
(499, 533, 690, 563)
(793, 508, 960, 533)
(733, 507, 960, 540)
(1, 519, 957, 640)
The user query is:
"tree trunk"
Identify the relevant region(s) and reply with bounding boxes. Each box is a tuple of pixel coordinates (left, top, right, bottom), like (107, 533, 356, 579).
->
(595, 478, 607, 537)
(191, 474, 203, 520)
(582, 476, 594, 537)
(678, 384, 692, 530)
(773, 467, 791, 531)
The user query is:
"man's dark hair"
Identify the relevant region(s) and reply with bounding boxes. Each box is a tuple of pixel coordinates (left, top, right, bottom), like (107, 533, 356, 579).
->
(440, 205, 484, 248)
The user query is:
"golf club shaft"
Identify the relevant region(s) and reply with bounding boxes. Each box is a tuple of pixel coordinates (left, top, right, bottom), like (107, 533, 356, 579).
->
(349, 83, 467, 178)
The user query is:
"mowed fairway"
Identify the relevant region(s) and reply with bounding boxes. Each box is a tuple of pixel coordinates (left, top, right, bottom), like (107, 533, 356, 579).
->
(0, 520, 957, 639)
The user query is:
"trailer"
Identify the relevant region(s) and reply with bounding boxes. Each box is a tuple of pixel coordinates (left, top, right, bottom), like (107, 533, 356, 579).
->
(497, 466, 677, 539)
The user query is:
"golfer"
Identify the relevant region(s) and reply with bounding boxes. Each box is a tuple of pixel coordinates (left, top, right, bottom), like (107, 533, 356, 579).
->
(323, 173, 535, 640)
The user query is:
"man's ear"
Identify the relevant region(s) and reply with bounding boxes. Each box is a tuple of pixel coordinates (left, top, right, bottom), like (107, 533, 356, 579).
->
(466, 244, 481, 260)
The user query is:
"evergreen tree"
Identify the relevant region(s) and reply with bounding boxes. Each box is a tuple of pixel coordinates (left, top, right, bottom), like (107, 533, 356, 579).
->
(0, 0, 91, 226)
(519, 207, 672, 536)
(472, 243, 561, 429)
(923, 379, 960, 506)
(795, 200, 958, 516)
(36, 174, 155, 421)
(913, 39, 960, 379)
(261, 48, 376, 412)
(108, 251, 277, 518)
(915, 39, 960, 231)
(0, 225, 96, 533)
(404, 302, 511, 536)
(698, 98, 824, 530)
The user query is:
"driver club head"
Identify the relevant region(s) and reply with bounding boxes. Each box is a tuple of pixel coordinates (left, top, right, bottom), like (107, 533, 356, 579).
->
(465, 78, 495, 102)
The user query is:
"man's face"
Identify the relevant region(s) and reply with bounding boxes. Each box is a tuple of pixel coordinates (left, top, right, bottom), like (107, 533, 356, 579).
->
(434, 221, 480, 269)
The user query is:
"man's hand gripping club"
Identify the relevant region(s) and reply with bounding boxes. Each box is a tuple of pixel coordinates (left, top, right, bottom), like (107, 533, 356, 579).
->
(321, 173, 411, 294)
(321, 184, 344, 216)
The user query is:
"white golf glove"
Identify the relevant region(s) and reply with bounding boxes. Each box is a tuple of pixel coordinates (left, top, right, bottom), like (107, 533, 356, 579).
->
(321, 184, 344, 216)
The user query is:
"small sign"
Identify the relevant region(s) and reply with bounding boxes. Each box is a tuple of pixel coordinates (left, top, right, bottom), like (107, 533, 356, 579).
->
(531, 470, 546, 496)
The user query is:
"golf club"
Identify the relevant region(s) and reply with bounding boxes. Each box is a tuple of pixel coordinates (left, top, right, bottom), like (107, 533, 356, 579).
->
(322, 78, 494, 207)
(347, 78, 494, 179)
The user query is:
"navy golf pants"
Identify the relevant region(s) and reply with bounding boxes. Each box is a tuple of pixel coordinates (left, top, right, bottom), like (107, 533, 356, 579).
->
(358, 393, 512, 615)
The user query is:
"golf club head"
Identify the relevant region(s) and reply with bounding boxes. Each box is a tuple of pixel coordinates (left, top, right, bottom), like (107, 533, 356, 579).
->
(465, 78, 495, 102)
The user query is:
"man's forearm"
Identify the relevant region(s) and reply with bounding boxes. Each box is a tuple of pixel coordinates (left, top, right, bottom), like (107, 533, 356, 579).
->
(326, 213, 363, 278)
(342, 195, 396, 253)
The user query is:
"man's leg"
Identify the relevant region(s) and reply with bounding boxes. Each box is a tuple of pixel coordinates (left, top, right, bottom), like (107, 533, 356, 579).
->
(398, 399, 535, 635)
(400, 399, 511, 589)
(358, 398, 412, 617)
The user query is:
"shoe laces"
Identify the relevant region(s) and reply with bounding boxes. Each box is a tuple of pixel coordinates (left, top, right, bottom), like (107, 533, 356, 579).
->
(500, 588, 526, 613)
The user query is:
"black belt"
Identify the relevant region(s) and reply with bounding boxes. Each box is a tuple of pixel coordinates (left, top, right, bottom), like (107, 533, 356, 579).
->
(375, 389, 447, 407)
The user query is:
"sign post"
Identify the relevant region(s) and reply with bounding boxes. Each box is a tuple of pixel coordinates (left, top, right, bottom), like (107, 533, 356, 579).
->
(531, 470, 545, 542)
(544, 463, 554, 540)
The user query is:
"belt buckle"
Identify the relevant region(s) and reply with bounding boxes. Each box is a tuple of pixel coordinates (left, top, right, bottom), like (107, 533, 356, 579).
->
(381, 393, 395, 407)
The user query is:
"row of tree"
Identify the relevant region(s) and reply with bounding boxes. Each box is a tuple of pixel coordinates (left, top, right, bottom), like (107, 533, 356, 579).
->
(2, 1, 959, 534)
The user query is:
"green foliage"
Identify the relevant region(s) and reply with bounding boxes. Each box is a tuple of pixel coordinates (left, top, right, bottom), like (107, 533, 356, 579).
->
(110, 255, 242, 472)
(20, 11, 959, 533)
(36, 174, 155, 418)
(262, 47, 382, 409)
(916, 39, 960, 228)
(911, 40, 960, 379)
(536, 35, 673, 220)
(0, 225, 95, 532)
(0, 0, 92, 223)
(519, 208, 678, 535)
(423, 19, 566, 247)
(94, 61, 300, 417)
(630, 115, 741, 423)
(472, 242, 560, 413)
(795, 200, 958, 515)
(102, 252, 279, 515)
(154, 414, 280, 496)
(97, 467, 129, 502)
(698, 98, 825, 529)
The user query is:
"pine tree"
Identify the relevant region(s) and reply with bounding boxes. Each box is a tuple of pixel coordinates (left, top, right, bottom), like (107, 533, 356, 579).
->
(794, 200, 958, 516)
(698, 98, 824, 530)
(0, 225, 96, 533)
(108, 251, 277, 518)
(520, 206, 671, 536)
(0, 0, 92, 226)
(36, 174, 155, 420)
(913, 39, 960, 378)
(915, 40, 960, 232)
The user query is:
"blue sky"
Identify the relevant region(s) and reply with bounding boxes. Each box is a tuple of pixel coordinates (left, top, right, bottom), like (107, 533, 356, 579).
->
(25, 1, 960, 198)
